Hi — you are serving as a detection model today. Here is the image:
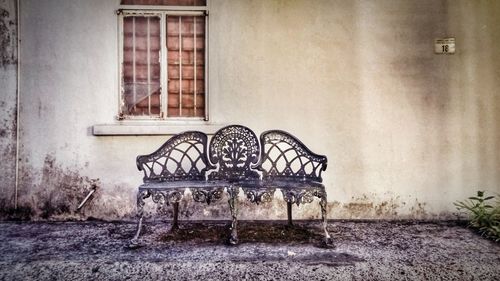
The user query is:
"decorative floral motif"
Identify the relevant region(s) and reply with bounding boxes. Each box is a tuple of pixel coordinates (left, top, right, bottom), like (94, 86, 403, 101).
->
(222, 138, 248, 168)
(209, 125, 260, 180)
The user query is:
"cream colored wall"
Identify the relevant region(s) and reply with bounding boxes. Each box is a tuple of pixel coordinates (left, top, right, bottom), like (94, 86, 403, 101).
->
(12, 0, 500, 220)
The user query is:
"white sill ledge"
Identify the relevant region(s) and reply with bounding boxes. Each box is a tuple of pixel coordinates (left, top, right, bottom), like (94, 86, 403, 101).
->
(92, 123, 226, 136)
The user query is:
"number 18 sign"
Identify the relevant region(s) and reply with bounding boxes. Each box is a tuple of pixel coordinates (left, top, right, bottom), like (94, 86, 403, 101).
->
(435, 38, 455, 54)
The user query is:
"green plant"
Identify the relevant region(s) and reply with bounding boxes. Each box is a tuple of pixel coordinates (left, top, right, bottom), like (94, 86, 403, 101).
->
(454, 191, 500, 242)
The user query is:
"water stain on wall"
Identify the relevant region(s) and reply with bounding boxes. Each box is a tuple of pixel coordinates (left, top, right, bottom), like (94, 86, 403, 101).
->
(345, 196, 400, 219)
(7, 154, 453, 221)
(0, 101, 17, 208)
(0, 198, 32, 220)
(0, 0, 18, 213)
(28, 155, 98, 219)
(0, 6, 17, 66)
(410, 201, 427, 218)
(143, 191, 441, 222)
(9, 154, 144, 220)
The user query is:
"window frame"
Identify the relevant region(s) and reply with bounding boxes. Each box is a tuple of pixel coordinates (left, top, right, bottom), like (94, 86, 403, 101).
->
(117, 4, 209, 122)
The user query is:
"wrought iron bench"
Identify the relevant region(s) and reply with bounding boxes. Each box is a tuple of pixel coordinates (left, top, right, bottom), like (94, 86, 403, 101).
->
(131, 125, 331, 245)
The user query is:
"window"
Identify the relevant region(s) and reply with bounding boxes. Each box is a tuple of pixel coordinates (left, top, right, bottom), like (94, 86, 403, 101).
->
(118, 0, 208, 120)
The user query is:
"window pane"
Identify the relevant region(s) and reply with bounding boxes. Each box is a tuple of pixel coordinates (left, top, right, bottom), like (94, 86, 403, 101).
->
(121, 0, 206, 6)
(122, 16, 161, 116)
(166, 15, 205, 118)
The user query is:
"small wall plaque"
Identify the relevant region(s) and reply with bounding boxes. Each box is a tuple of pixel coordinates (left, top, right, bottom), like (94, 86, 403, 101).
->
(435, 38, 455, 54)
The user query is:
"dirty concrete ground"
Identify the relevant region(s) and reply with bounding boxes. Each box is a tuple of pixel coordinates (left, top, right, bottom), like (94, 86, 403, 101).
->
(0, 220, 499, 280)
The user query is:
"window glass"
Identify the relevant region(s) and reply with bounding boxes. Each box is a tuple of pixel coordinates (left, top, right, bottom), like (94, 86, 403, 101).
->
(122, 16, 162, 116)
(166, 15, 205, 117)
(119, 2, 207, 119)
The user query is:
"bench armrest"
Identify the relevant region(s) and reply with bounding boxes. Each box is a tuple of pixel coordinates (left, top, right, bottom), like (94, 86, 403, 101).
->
(257, 130, 328, 182)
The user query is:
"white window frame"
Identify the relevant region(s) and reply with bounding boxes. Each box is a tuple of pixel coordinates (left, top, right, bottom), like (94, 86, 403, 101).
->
(117, 4, 209, 122)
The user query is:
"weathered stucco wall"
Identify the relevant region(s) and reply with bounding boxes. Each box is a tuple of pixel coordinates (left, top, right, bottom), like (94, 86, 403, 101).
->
(8, 0, 500, 220)
(0, 0, 18, 215)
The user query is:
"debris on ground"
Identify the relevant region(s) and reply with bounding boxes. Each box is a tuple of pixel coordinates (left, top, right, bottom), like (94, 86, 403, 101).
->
(0, 220, 499, 280)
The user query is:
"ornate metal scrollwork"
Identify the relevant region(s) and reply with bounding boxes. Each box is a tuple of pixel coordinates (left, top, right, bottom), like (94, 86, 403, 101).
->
(169, 191, 183, 203)
(136, 131, 214, 182)
(192, 188, 224, 205)
(142, 188, 186, 215)
(151, 190, 167, 205)
(132, 125, 332, 246)
(222, 138, 248, 168)
(258, 130, 327, 182)
(281, 188, 325, 206)
(244, 188, 276, 204)
(209, 125, 260, 181)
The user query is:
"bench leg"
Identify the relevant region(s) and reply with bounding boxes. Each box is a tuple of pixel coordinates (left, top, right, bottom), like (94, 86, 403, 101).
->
(132, 216, 144, 242)
(131, 189, 150, 244)
(287, 202, 293, 226)
(228, 187, 239, 245)
(171, 202, 179, 231)
(319, 192, 333, 245)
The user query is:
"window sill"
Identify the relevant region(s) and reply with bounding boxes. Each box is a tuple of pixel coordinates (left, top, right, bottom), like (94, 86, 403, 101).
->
(92, 122, 226, 136)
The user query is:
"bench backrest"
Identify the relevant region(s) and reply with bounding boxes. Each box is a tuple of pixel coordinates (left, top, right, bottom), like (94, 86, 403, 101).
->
(136, 131, 214, 183)
(258, 130, 327, 183)
(208, 125, 260, 181)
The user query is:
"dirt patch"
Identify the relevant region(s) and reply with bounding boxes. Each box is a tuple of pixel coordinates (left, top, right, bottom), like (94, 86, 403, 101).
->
(158, 221, 323, 245)
(0, 220, 499, 280)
